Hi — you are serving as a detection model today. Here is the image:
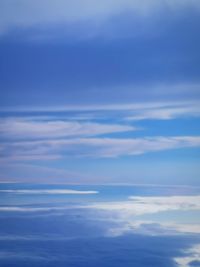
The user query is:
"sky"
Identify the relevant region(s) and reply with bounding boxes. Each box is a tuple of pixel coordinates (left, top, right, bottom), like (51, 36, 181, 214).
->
(0, 0, 200, 185)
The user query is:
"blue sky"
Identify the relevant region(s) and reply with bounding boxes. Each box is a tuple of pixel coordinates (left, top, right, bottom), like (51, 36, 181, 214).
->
(0, 0, 200, 185)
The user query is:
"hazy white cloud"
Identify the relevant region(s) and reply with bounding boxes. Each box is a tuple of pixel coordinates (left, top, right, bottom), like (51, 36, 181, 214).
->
(107, 221, 200, 237)
(86, 195, 200, 216)
(2, 99, 200, 113)
(0, 118, 135, 139)
(2, 194, 200, 215)
(126, 105, 200, 121)
(79, 136, 200, 157)
(0, 194, 199, 237)
(0, 0, 200, 35)
(174, 245, 200, 267)
(1, 136, 200, 160)
(0, 206, 69, 212)
(2, 98, 200, 122)
(85, 195, 200, 236)
(0, 189, 98, 195)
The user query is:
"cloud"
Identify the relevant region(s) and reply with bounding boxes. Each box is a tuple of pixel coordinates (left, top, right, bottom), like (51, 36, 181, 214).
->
(0, 206, 69, 212)
(2, 99, 200, 121)
(83, 195, 200, 236)
(126, 104, 200, 121)
(106, 221, 200, 237)
(2, 195, 200, 215)
(1, 194, 200, 236)
(0, 0, 200, 36)
(1, 136, 200, 160)
(0, 189, 98, 195)
(174, 245, 200, 267)
(86, 195, 200, 216)
(0, 118, 135, 139)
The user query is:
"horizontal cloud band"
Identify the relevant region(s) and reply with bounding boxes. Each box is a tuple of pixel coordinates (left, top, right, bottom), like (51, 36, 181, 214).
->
(0, 189, 98, 195)
(1, 136, 200, 160)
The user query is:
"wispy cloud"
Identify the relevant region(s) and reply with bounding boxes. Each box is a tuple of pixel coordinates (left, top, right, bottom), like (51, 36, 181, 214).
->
(126, 105, 200, 121)
(1, 99, 200, 113)
(0, 0, 199, 36)
(1, 136, 200, 160)
(174, 245, 200, 267)
(86, 195, 200, 216)
(107, 221, 200, 237)
(1, 194, 200, 236)
(0, 118, 135, 139)
(85, 195, 200, 236)
(2, 195, 200, 215)
(1, 99, 200, 121)
(0, 189, 98, 195)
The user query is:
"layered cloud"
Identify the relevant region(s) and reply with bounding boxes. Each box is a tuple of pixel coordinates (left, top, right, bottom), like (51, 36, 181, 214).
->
(0, 118, 135, 139)
(0, 103, 199, 161)
(86, 195, 200, 216)
(2, 99, 200, 121)
(85, 195, 200, 236)
(2, 192, 200, 215)
(174, 245, 200, 267)
(1, 136, 200, 160)
(1, 193, 200, 236)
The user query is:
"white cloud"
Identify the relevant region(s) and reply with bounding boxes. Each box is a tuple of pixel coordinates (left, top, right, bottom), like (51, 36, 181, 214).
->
(84, 195, 200, 236)
(0, 118, 135, 139)
(0, 194, 199, 237)
(2, 194, 200, 216)
(0, 206, 69, 212)
(86, 195, 200, 216)
(1, 99, 200, 112)
(0, 189, 98, 195)
(106, 221, 200, 237)
(1, 136, 200, 160)
(2, 98, 200, 121)
(174, 245, 200, 267)
(126, 105, 200, 121)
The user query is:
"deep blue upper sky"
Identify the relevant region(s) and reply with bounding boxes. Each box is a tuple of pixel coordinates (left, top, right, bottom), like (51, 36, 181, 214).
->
(0, 0, 200, 185)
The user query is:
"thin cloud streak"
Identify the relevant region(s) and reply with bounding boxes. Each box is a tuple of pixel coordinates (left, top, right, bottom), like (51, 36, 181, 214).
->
(1, 99, 200, 113)
(0, 119, 135, 139)
(1, 136, 200, 160)
(1, 99, 200, 122)
(0, 189, 98, 195)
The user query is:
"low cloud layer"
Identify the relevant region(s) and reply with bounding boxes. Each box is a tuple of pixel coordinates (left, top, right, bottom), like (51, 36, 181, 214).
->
(87, 195, 200, 216)
(175, 245, 200, 267)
